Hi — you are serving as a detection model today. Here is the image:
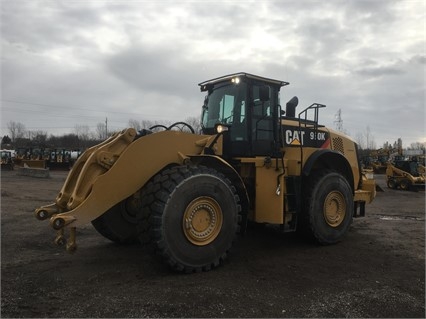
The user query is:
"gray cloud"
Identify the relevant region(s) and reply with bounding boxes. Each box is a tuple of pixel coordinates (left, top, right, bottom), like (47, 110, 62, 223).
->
(1, 0, 424, 146)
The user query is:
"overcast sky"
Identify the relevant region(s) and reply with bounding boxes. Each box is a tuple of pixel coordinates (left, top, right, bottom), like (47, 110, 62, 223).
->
(1, 0, 425, 148)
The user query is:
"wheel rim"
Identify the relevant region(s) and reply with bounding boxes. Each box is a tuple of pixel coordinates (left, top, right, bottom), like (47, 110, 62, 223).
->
(183, 196, 223, 246)
(387, 179, 396, 189)
(400, 180, 409, 190)
(323, 191, 346, 227)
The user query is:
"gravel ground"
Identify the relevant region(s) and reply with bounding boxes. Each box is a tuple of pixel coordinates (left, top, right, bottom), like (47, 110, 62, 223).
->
(1, 171, 424, 318)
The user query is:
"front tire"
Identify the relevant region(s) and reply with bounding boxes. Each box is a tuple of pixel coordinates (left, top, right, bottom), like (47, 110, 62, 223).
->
(303, 170, 354, 245)
(137, 165, 241, 273)
(399, 179, 411, 191)
(91, 193, 140, 244)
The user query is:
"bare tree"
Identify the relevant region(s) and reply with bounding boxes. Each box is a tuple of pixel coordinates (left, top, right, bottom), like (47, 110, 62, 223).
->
(49, 133, 80, 149)
(128, 119, 142, 131)
(7, 121, 26, 142)
(128, 118, 199, 133)
(1, 135, 12, 147)
(141, 119, 157, 129)
(96, 122, 107, 140)
(74, 124, 89, 139)
(355, 132, 365, 149)
(409, 142, 426, 150)
(364, 125, 376, 150)
(74, 124, 91, 142)
(184, 116, 202, 134)
(128, 119, 161, 131)
(31, 130, 48, 147)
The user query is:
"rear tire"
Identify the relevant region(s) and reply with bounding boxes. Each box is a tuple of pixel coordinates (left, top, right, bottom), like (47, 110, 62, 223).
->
(137, 165, 241, 272)
(303, 170, 354, 245)
(91, 194, 140, 244)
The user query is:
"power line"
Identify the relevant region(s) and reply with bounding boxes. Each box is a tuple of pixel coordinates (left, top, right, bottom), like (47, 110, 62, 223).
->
(1, 98, 158, 118)
(1, 98, 197, 136)
(2, 106, 106, 121)
(1, 98, 123, 114)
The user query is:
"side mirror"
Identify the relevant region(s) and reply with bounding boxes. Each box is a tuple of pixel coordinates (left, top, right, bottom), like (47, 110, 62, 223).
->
(259, 85, 270, 102)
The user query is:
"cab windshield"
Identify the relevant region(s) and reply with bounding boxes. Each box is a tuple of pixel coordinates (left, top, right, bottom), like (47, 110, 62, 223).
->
(202, 82, 247, 131)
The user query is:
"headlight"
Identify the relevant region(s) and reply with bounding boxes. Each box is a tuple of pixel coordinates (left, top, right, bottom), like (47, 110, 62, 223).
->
(216, 124, 229, 134)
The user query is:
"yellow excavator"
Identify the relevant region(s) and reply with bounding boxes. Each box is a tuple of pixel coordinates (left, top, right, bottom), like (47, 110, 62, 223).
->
(35, 72, 376, 272)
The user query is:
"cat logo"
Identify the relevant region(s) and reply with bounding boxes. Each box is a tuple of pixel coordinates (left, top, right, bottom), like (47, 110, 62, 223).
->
(285, 130, 305, 145)
(284, 127, 329, 147)
(290, 138, 301, 145)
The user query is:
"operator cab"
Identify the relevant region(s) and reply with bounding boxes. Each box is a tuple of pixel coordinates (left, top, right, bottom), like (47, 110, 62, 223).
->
(199, 72, 289, 157)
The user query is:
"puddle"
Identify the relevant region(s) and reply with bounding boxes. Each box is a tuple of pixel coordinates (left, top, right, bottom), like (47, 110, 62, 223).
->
(378, 215, 422, 221)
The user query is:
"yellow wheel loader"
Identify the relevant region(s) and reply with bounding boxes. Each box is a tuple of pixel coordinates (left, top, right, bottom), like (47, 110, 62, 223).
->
(386, 160, 425, 191)
(35, 72, 376, 272)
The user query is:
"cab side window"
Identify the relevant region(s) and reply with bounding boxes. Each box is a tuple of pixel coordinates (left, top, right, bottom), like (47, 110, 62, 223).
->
(252, 85, 273, 141)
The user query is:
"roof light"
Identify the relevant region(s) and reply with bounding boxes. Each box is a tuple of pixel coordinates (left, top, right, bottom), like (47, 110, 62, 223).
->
(231, 77, 240, 84)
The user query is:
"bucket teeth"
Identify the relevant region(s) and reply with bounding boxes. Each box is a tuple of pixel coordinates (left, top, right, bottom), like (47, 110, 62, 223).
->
(53, 228, 77, 253)
(66, 227, 77, 253)
(54, 229, 66, 246)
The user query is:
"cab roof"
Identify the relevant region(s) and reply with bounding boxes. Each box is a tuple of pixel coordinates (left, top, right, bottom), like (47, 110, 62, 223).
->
(198, 72, 289, 92)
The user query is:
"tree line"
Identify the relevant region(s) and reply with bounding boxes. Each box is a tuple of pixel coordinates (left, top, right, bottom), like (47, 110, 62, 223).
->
(1, 117, 202, 150)
(1, 118, 423, 153)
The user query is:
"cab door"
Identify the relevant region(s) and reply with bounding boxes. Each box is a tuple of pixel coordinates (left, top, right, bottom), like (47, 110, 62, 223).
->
(250, 84, 277, 156)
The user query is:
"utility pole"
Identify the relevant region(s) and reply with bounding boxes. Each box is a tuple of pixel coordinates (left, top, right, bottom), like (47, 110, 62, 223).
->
(105, 117, 108, 138)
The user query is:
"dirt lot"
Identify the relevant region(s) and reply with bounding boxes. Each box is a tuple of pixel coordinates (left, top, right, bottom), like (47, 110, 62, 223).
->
(1, 170, 425, 318)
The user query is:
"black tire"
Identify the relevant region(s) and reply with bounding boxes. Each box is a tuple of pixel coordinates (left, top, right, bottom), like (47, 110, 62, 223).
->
(302, 170, 354, 245)
(137, 165, 241, 273)
(91, 194, 140, 244)
(399, 179, 411, 191)
(387, 178, 397, 189)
